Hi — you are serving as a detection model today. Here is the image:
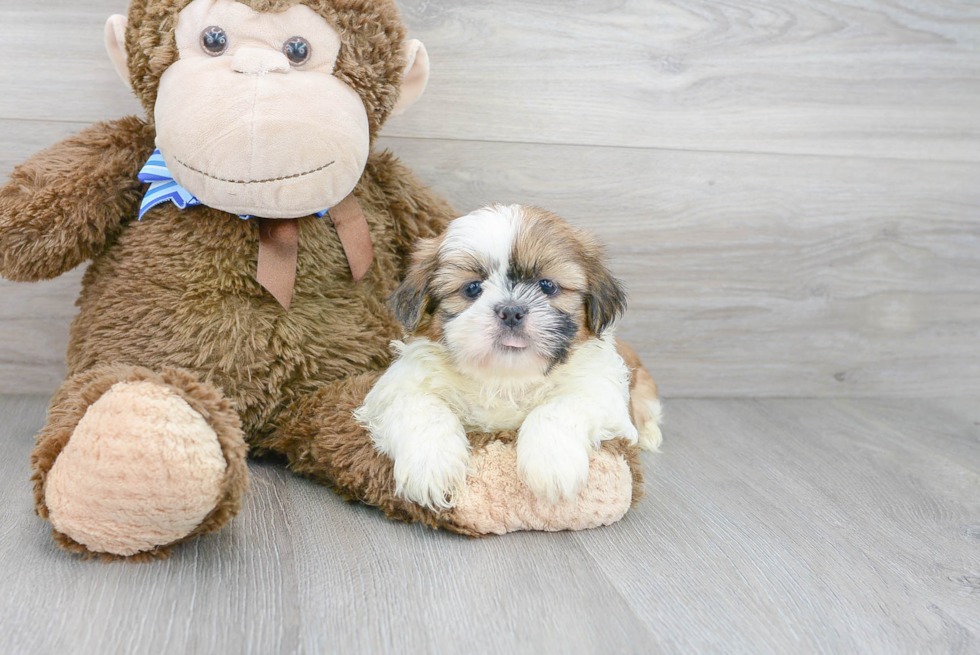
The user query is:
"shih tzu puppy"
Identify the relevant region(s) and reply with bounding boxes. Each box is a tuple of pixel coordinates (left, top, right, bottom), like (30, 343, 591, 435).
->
(355, 205, 662, 509)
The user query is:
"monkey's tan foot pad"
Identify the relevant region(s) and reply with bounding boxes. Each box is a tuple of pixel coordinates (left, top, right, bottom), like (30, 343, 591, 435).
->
(451, 441, 635, 535)
(44, 380, 229, 557)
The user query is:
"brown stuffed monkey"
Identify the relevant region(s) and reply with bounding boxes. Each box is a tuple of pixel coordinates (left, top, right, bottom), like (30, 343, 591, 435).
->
(0, 0, 653, 559)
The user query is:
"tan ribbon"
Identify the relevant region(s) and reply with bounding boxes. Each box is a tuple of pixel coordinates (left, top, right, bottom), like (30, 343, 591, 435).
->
(256, 218, 299, 310)
(255, 194, 373, 310)
(328, 194, 374, 282)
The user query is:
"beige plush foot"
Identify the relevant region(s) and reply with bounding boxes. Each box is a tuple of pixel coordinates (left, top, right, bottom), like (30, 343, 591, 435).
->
(452, 440, 636, 535)
(44, 380, 228, 557)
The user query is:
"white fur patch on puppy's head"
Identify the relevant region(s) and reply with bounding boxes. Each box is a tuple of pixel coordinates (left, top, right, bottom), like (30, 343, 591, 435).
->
(390, 205, 627, 379)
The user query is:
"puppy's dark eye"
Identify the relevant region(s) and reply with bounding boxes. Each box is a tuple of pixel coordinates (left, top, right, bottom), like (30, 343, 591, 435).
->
(201, 26, 229, 56)
(539, 279, 559, 296)
(462, 281, 483, 299)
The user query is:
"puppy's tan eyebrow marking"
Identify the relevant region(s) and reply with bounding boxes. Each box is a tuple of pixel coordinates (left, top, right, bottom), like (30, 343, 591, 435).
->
(441, 253, 491, 280)
(509, 209, 578, 283)
(509, 209, 593, 291)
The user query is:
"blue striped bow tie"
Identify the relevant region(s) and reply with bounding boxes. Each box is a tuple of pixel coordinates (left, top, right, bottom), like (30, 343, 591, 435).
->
(137, 149, 330, 220)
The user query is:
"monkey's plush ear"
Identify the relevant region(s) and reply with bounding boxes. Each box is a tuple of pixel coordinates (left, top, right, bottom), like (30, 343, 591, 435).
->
(584, 255, 628, 337)
(391, 40, 430, 117)
(388, 237, 440, 332)
(104, 15, 131, 91)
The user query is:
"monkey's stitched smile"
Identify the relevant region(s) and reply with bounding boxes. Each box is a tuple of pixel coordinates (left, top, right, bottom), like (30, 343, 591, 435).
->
(173, 156, 335, 184)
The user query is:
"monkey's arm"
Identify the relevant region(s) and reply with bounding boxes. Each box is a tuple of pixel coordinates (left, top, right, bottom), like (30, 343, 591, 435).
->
(0, 116, 155, 281)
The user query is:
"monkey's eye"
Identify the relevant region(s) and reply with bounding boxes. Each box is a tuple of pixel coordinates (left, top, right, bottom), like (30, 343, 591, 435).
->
(200, 26, 229, 57)
(462, 281, 483, 300)
(283, 37, 312, 66)
(539, 279, 559, 296)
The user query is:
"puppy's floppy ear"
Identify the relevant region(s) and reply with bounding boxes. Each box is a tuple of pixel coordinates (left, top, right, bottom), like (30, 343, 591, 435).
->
(583, 245, 628, 336)
(389, 237, 441, 332)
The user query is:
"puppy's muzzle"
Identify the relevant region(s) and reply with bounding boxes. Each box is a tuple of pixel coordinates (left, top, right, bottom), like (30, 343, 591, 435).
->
(496, 304, 527, 328)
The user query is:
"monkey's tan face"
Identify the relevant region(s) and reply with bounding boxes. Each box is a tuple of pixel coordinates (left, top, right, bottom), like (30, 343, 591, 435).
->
(154, 0, 369, 218)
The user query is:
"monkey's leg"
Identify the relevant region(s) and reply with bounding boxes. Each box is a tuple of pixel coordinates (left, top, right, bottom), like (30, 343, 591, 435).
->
(33, 365, 248, 560)
(268, 373, 643, 536)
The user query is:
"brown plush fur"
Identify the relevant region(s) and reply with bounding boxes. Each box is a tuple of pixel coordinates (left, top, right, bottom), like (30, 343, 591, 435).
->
(265, 371, 481, 536)
(0, 117, 154, 281)
(64, 148, 450, 443)
(0, 0, 648, 557)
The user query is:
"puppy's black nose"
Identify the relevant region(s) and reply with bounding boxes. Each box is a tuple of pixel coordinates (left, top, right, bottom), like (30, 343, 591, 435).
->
(496, 304, 527, 328)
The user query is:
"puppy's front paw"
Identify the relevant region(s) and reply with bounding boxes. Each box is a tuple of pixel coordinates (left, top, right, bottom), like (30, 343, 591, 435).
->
(517, 414, 591, 503)
(392, 435, 469, 511)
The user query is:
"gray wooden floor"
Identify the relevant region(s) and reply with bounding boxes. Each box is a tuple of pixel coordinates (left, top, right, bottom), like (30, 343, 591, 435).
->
(1, 394, 977, 654)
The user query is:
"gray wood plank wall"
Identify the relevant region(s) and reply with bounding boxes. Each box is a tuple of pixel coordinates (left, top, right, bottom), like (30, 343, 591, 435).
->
(1, 0, 979, 398)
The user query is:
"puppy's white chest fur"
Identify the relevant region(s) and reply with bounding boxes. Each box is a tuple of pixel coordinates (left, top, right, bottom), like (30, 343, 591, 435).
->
(359, 333, 635, 437)
(427, 347, 560, 433)
(460, 385, 549, 432)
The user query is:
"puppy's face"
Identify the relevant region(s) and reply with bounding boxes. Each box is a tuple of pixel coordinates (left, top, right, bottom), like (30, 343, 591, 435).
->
(391, 205, 627, 378)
